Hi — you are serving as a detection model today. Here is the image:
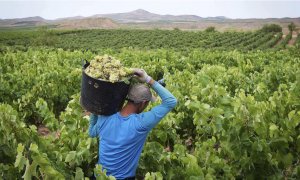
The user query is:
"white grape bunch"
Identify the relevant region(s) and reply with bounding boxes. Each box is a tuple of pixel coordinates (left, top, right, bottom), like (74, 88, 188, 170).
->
(85, 55, 134, 83)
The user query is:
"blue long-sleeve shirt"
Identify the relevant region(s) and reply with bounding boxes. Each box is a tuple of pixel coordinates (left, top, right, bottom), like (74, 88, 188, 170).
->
(88, 81, 177, 179)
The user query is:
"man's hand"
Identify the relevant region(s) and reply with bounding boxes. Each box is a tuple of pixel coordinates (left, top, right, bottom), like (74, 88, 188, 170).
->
(133, 68, 152, 84)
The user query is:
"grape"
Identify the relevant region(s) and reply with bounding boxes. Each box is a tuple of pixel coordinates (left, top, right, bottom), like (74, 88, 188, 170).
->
(84, 55, 134, 83)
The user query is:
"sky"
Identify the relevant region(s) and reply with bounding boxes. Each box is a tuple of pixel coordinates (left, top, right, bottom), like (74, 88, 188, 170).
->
(0, 0, 300, 20)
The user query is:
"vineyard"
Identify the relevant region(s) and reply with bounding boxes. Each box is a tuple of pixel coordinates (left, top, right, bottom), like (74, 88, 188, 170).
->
(1, 27, 300, 52)
(0, 27, 300, 179)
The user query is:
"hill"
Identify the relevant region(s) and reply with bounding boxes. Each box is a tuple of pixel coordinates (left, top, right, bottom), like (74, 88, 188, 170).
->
(1, 9, 300, 32)
(56, 18, 118, 29)
(0, 16, 47, 27)
(92, 9, 213, 22)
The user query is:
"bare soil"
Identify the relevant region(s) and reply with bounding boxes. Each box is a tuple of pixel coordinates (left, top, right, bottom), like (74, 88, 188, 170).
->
(38, 125, 50, 136)
(287, 31, 298, 46)
(274, 34, 285, 47)
(38, 125, 61, 138)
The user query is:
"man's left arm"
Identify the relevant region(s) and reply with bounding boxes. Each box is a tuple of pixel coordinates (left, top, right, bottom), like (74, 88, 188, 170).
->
(139, 80, 177, 130)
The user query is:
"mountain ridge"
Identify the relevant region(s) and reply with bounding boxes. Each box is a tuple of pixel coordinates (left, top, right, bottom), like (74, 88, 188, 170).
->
(91, 9, 227, 22)
(1, 9, 299, 31)
(2, 9, 300, 23)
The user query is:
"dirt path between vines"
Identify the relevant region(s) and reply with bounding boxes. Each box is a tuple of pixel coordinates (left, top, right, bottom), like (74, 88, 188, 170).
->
(287, 31, 298, 46)
(273, 34, 285, 47)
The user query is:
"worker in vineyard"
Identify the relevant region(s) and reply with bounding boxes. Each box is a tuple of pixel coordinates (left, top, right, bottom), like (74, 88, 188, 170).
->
(88, 69, 177, 179)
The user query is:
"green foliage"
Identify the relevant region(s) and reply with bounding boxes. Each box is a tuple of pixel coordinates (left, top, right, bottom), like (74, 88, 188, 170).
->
(145, 172, 163, 180)
(0, 28, 294, 52)
(0, 47, 92, 123)
(258, 32, 282, 49)
(274, 32, 292, 49)
(94, 165, 116, 180)
(0, 39, 300, 179)
(261, 24, 282, 33)
(288, 22, 296, 32)
(204, 26, 216, 32)
(31, 26, 59, 46)
(295, 33, 300, 47)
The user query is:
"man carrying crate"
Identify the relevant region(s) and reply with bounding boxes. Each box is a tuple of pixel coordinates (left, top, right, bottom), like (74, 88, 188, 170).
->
(88, 69, 177, 179)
